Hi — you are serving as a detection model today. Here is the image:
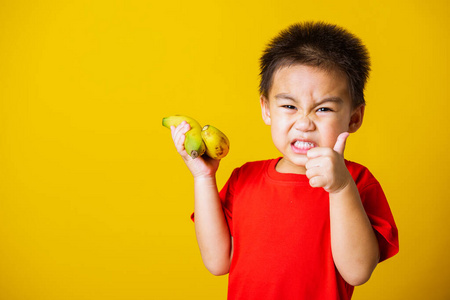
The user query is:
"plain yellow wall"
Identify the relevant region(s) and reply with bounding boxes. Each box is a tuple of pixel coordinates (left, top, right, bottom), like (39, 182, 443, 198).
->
(0, 0, 449, 299)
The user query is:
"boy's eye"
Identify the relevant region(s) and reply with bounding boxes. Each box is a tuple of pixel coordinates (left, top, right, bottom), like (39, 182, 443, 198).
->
(282, 105, 297, 110)
(317, 107, 333, 112)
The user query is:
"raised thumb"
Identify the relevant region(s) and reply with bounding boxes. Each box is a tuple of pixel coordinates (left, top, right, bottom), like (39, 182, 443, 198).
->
(333, 132, 349, 155)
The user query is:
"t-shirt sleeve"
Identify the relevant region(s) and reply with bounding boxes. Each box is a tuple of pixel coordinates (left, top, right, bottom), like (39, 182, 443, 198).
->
(359, 180, 399, 262)
(218, 169, 237, 235)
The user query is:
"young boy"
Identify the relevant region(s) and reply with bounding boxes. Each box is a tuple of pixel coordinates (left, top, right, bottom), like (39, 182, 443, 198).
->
(169, 21, 398, 299)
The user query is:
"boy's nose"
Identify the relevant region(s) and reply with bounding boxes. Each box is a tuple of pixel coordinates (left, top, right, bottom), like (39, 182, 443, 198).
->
(294, 115, 315, 132)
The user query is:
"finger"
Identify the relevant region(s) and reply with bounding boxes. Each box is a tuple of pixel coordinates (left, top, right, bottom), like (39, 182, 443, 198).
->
(307, 147, 320, 159)
(171, 121, 188, 137)
(171, 123, 190, 154)
(305, 165, 322, 179)
(305, 156, 321, 171)
(176, 130, 186, 150)
(333, 132, 349, 155)
(172, 122, 190, 142)
(307, 147, 333, 159)
(308, 175, 326, 188)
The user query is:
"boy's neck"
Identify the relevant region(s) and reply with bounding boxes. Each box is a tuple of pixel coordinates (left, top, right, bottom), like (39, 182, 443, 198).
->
(275, 157, 307, 175)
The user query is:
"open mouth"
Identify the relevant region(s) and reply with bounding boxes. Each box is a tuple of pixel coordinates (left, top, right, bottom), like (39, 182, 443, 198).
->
(291, 140, 317, 153)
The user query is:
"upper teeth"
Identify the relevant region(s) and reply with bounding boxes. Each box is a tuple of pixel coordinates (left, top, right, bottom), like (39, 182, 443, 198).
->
(294, 141, 315, 149)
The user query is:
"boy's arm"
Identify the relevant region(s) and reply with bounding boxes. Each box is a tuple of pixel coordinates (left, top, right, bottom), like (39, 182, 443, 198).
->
(171, 122, 232, 276)
(328, 180, 379, 286)
(194, 175, 232, 275)
(306, 133, 379, 286)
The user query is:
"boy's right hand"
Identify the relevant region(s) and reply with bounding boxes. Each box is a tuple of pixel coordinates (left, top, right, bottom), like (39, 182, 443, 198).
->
(170, 121, 220, 179)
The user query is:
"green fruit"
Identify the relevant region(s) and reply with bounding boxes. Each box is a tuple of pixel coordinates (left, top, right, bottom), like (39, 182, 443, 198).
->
(162, 115, 206, 159)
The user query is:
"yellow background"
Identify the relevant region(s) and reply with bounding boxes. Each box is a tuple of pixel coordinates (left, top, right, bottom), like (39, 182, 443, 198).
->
(0, 0, 449, 299)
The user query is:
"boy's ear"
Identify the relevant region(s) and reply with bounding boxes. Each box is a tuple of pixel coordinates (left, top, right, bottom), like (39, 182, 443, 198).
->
(348, 105, 365, 133)
(260, 95, 271, 125)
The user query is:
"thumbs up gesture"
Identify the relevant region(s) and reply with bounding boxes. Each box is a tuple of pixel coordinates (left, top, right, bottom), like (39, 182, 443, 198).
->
(305, 132, 352, 193)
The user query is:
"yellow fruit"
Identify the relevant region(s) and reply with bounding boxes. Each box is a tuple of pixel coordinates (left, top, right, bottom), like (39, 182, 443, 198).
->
(162, 115, 206, 159)
(201, 125, 230, 159)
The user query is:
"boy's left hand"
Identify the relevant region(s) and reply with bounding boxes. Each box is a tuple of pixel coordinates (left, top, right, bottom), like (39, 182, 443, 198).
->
(305, 132, 352, 193)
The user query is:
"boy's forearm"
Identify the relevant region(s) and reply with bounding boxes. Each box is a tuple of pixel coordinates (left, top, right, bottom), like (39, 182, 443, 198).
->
(194, 176, 231, 276)
(329, 181, 380, 286)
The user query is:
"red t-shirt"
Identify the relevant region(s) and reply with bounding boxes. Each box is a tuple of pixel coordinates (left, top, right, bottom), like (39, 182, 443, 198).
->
(216, 158, 398, 300)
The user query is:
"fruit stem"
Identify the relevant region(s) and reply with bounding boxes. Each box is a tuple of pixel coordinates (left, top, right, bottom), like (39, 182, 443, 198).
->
(190, 150, 199, 159)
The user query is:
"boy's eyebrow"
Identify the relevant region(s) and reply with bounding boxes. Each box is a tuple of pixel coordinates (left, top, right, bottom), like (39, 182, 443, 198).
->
(275, 94, 344, 105)
(315, 97, 344, 106)
(274, 93, 296, 101)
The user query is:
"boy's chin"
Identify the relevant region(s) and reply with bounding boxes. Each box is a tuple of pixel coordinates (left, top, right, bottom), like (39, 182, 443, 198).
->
(286, 155, 307, 167)
(278, 155, 308, 174)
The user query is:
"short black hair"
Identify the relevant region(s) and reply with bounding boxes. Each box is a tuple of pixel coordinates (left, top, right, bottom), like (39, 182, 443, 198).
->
(259, 21, 370, 107)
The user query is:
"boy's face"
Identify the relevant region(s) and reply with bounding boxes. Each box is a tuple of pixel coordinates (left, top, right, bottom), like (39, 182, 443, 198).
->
(260, 64, 364, 174)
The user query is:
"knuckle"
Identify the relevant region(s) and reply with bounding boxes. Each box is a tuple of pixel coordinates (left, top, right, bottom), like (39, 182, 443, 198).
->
(309, 177, 323, 188)
(305, 161, 312, 170)
(324, 156, 333, 166)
